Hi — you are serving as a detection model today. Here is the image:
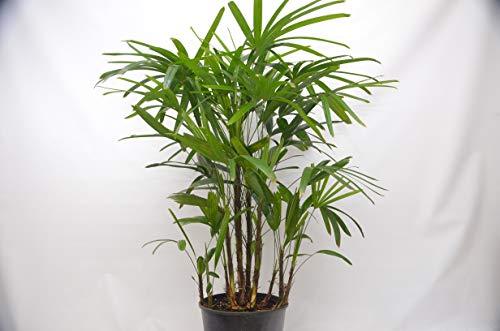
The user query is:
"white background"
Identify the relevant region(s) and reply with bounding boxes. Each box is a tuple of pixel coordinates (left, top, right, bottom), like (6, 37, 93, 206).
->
(1, 0, 499, 330)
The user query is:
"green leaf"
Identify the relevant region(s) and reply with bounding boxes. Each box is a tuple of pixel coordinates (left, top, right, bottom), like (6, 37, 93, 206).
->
(133, 106, 172, 137)
(208, 272, 220, 278)
(248, 137, 269, 153)
(333, 157, 351, 168)
(291, 1, 346, 20)
(169, 209, 196, 256)
(177, 54, 212, 82)
(197, 256, 206, 274)
(121, 75, 163, 98)
(228, 1, 254, 43)
(272, 97, 325, 141)
(276, 36, 349, 49)
(169, 193, 208, 207)
(230, 137, 250, 156)
(176, 216, 209, 226)
(331, 210, 352, 237)
(195, 7, 225, 60)
(293, 233, 313, 244)
(321, 95, 334, 136)
(338, 96, 366, 126)
(228, 102, 255, 125)
(329, 209, 341, 247)
(276, 42, 326, 57)
(244, 171, 270, 203)
(264, 0, 290, 33)
(125, 40, 178, 61)
(327, 189, 362, 204)
(206, 247, 216, 262)
(265, 0, 324, 39)
(141, 239, 177, 255)
(299, 166, 313, 196)
(213, 210, 231, 267)
(331, 207, 364, 237)
(319, 207, 332, 235)
(171, 38, 188, 56)
(163, 65, 179, 89)
(202, 84, 236, 91)
(254, 0, 263, 39)
(334, 57, 381, 66)
(317, 249, 352, 265)
(119, 134, 163, 141)
(285, 192, 301, 240)
(280, 13, 350, 36)
(175, 134, 227, 163)
(326, 95, 351, 123)
(177, 240, 187, 251)
(278, 183, 293, 202)
(228, 159, 237, 181)
(206, 282, 213, 294)
(268, 192, 282, 231)
(240, 155, 277, 182)
(337, 92, 370, 103)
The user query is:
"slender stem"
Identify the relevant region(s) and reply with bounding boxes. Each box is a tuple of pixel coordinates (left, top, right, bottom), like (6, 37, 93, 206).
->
(250, 205, 263, 308)
(278, 247, 285, 300)
(282, 263, 295, 305)
(198, 273, 204, 304)
(171, 209, 197, 259)
(223, 256, 229, 298)
(205, 248, 213, 307)
(292, 253, 315, 279)
(244, 189, 253, 302)
(262, 267, 277, 307)
(281, 211, 315, 306)
(224, 228, 237, 308)
(281, 244, 299, 306)
(233, 166, 246, 305)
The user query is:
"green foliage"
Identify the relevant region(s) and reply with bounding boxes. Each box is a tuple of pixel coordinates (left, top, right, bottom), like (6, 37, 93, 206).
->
(100, 0, 396, 310)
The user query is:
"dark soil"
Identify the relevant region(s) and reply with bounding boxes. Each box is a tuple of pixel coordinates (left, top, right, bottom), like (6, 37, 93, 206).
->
(200, 293, 283, 312)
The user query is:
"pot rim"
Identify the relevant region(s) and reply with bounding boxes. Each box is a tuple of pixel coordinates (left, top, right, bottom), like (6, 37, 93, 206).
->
(199, 302, 288, 316)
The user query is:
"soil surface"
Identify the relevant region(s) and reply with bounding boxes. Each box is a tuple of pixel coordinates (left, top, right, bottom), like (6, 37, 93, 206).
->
(200, 293, 283, 312)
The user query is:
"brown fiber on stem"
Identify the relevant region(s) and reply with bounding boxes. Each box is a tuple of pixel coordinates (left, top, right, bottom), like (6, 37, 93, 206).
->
(261, 268, 277, 307)
(244, 189, 253, 303)
(233, 166, 246, 305)
(250, 206, 263, 308)
(278, 248, 284, 300)
(224, 232, 238, 308)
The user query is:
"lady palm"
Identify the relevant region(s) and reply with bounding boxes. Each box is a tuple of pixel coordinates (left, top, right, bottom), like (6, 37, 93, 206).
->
(98, 0, 396, 311)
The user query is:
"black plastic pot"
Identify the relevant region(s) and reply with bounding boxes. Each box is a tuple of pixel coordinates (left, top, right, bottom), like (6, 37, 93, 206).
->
(200, 295, 287, 331)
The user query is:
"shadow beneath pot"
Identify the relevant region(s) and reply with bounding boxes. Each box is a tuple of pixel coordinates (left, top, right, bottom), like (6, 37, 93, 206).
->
(0, 270, 17, 331)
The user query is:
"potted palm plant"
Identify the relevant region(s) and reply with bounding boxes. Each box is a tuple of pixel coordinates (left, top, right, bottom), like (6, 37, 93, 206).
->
(98, 0, 396, 330)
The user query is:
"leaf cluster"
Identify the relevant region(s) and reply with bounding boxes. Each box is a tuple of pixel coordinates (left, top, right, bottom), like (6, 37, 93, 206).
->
(99, 0, 396, 310)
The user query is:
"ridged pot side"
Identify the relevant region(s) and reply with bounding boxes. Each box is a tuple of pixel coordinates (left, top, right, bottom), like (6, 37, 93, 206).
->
(199, 294, 287, 331)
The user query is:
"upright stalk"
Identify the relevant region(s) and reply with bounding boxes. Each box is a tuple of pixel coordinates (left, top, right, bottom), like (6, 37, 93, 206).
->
(224, 231, 237, 308)
(223, 261, 229, 299)
(198, 274, 204, 303)
(250, 205, 263, 308)
(261, 266, 277, 307)
(282, 262, 295, 306)
(244, 189, 253, 302)
(233, 166, 245, 305)
(282, 221, 306, 307)
(205, 257, 213, 306)
(278, 247, 285, 300)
